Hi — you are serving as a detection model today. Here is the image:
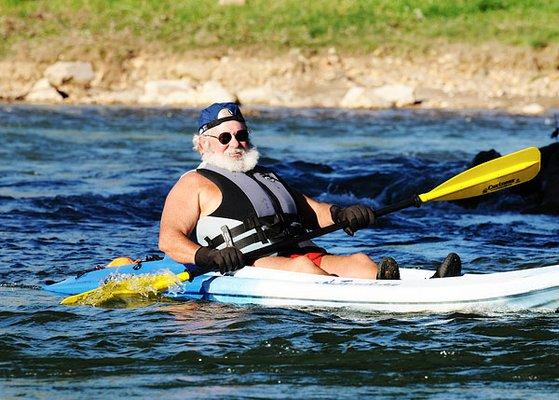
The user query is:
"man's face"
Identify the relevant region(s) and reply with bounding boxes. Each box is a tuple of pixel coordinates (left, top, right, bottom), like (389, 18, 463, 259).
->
(200, 120, 250, 158)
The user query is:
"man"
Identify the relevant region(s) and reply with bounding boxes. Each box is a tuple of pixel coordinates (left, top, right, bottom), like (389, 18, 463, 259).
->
(159, 102, 461, 279)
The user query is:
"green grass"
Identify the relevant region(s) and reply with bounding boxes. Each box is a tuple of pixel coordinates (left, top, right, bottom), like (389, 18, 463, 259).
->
(1, 0, 558, 58)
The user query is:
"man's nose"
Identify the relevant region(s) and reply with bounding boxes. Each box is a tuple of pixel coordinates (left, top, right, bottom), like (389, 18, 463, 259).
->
(228, 135, 240, 147)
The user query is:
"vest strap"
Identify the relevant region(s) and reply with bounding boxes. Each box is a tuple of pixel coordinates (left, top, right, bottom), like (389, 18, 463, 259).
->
(245, 214, 269, 244)
(204, 213, 303, 249)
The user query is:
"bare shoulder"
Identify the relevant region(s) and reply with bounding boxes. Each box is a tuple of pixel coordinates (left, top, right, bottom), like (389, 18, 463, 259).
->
(167, 171, 216, 200)
(172, 170, 207, 189)
(177, 170, 204, 185)
(161, 171, 206, 234)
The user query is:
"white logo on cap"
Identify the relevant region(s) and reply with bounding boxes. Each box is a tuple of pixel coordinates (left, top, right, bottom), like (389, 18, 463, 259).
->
(217, 108, 234, 119)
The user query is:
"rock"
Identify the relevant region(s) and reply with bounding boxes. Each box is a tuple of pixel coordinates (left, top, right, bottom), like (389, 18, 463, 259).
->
(371, 84, 416, 107)
(25, 79, 64, 102)
(219, 0, 246, 5)
(327, 47, 341, 64)
(138, 79, 235, 106)
(413, 8, 425, 20)
(340, 84, 416, 109)
(44, 61, 95, 87)
(455, 143, 559, 214)
(339, 86, 392, 109)
(139, 79, 196, 105)
(194, 81, 237, 105)
(237, 86, 288, 106)
(520, 103, 546, 115)
(172, 61, 214, 81)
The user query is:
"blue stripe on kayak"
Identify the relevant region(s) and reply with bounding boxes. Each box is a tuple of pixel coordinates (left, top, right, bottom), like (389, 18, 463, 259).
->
(200, 276, 220, 301)
(169, 284, 559, 306)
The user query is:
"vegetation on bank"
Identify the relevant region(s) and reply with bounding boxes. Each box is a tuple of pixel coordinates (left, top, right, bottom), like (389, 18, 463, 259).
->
(1, 0, 558, 59)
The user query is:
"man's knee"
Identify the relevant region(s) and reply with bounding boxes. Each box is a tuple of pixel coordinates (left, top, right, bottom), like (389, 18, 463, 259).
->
(350, 252, 375, 266)
(289, 256, 322, 273)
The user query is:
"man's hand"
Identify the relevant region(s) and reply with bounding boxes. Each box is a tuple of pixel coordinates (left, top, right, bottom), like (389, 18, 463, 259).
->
(330, 204, 376, 236)
(194, 246, 246, 274)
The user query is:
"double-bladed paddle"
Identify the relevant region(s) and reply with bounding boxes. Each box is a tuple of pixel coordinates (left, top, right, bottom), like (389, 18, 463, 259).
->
(60, 146, 541, 306)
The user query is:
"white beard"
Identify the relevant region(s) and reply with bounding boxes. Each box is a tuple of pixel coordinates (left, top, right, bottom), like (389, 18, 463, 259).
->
(202, 146, 260, 173)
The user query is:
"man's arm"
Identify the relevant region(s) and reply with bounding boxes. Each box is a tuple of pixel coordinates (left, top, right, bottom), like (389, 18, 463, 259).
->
(158, 172, 203, 264)
(286, 182, 375, 232)
(159, 172, 246, 273)
(302, 195, 335, 228)
(302, 194, 376, 235)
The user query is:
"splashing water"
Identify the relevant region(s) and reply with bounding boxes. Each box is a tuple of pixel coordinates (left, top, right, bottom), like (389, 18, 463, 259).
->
(60, 270, 184, 306)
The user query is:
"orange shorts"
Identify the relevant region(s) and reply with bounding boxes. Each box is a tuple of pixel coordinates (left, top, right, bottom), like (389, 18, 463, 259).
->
(289, 251, 328, 267)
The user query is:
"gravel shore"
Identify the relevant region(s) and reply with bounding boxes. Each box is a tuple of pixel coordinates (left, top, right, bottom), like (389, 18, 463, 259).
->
(1, 45, 558, 114)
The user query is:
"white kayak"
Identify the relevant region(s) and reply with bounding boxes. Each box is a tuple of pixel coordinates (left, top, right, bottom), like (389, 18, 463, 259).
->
(173, 264, 559, 313)
(45, 257, 559, 313)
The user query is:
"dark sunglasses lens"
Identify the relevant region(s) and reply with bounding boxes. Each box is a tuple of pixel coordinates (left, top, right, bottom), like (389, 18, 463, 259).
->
(218, 132, 232, 144)
(236, 130, 249, 141)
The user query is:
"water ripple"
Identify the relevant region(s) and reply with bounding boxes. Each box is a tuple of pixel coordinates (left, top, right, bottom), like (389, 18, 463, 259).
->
(1, 105, 559, 398)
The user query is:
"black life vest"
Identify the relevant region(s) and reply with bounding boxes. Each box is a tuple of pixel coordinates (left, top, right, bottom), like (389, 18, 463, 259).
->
(190, 164, 311, 254)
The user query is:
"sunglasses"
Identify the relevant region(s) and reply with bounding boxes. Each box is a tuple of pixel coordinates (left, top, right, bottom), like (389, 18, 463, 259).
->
(204, 129, 250, 145)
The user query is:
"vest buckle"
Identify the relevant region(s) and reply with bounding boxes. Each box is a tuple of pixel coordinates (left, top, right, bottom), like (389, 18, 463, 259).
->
(220, 225, 235, 247)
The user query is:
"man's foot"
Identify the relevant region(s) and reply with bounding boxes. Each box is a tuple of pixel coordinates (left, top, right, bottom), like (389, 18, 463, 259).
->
(377, 257, 401, 280)
(431, 252, 462, 278)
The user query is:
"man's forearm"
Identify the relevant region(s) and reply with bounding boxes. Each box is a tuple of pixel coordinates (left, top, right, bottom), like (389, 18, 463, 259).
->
(303, 195, 335, 228)
(316, 202, 336, 228)
(158, 232, 201, 264)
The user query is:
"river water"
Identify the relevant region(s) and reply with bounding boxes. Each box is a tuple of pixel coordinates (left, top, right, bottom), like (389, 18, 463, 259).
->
(1, 104, 558, 398)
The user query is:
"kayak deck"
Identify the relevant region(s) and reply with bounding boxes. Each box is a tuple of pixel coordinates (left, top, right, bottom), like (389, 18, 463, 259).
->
(45, 257, 559, 313)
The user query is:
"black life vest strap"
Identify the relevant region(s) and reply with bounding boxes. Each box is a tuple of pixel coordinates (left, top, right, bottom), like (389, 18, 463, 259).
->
(244, 214, 268, 244)
(205, 213, 303, 249)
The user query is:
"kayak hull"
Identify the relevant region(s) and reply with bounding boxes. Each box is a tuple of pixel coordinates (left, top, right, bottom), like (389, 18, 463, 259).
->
(173, 265, 559, 313)
(45, 257, 559, 313)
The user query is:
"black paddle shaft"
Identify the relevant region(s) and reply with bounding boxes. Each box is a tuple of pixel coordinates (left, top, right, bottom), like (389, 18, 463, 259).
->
(244, 195, 422, 264)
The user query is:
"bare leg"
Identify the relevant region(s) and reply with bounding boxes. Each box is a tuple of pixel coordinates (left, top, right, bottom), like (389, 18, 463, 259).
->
(253, 256, 331, 275)
(320, 253, 378, 279)
(253, 253, 378, 279)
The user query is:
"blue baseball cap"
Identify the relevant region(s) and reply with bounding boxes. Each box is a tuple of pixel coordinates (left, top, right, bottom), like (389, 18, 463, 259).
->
(198, 102, 246, 134)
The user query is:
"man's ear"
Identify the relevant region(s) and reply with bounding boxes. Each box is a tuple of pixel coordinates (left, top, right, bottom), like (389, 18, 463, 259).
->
(198, 136, 208, 154)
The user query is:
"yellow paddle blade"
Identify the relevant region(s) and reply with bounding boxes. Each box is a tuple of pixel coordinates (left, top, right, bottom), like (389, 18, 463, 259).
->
(60, 271, 191, 306)
(106, 257, 136, 267)
(419, 147, 540, 202)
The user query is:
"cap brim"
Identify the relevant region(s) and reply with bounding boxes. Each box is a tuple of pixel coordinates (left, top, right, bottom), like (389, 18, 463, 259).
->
(199, 115, 246, 133)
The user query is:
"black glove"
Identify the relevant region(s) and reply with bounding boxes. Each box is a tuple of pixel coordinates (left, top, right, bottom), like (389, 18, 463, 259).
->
(330, 204, 376, 236)
(194, 246, 245, 274)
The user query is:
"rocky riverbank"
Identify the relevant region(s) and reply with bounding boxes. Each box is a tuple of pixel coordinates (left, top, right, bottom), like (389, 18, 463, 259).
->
(1, 45, 558, 114)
